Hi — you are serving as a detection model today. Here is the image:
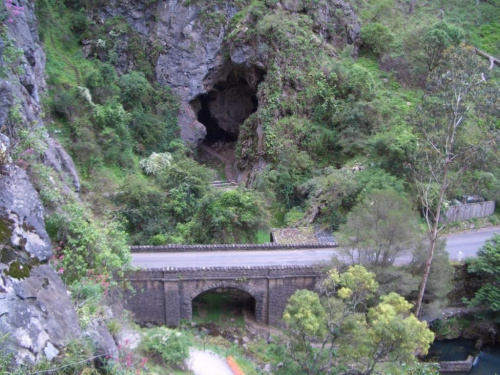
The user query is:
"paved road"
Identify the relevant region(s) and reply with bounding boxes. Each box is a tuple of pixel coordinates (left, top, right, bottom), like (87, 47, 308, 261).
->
(131, 227, 500, 269)
(444, 227, 499, 260)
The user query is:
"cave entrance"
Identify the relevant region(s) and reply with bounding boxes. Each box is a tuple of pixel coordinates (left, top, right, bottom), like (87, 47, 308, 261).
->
(190, 65, 264, 181)
(192, 288, 256, 328)
(192, 77, 258, 146)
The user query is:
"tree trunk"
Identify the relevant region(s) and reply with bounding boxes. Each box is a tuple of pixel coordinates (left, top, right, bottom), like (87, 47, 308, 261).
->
(475, 48, 500, 70)
(415, 162, 449, 317)
(408, 0, 416, 14)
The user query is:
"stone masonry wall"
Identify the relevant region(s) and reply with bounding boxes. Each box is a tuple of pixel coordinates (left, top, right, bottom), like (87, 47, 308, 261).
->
(439, 355, 474, 372)
(125, 266, 320, 326)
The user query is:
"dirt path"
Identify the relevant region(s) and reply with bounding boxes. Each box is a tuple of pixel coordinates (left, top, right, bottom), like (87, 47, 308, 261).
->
(199, 144, 237, 183)
(186, 348, 234, 375)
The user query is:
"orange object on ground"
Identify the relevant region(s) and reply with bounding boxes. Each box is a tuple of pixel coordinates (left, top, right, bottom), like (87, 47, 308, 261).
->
(226, 355, 245, 375)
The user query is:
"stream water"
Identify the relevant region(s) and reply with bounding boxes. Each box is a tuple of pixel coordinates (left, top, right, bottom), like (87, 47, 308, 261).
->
(425, 339, 500, 374)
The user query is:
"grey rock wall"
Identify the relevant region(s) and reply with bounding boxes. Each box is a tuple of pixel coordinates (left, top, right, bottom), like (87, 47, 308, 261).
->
(1, 0, 80, 199)
(0, 265, 82, 364)
(0, 164, 52, 261)
(0, 0, 92, 368)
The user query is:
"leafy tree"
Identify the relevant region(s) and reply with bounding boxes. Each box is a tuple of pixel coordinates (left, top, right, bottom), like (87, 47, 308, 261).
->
(297, 167, 360, 229)
(422, 22, 463, 71)
(93, 101, 133, 167)
(156, 157, 213, 223)
(189, 188, 270, 244)
(408, 239, 454, 319)
(466, 234, 500, 310)
(117, 156, 214, 244)
(354, 168, 407, 199)
(84, 62, 119, 104)
(411, 46, 500, 317)
(338, 190, 420, 266)
(116, 174, 174, 244)
(370, 124, 418, 177)
(282, 265, 434, 375)
(359, 0, 396, 23)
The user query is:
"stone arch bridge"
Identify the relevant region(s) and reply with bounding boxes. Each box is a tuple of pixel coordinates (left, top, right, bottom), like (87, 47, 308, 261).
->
(124, 266, 320, 326)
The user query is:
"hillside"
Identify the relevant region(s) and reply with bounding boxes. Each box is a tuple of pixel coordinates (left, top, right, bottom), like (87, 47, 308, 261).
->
(22, 0, 499, 246)
(0, 0, 499, 372)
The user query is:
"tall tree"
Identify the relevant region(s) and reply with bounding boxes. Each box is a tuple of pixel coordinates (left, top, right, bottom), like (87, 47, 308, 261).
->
(338, 190, 421, 266)
(282, 266, 435, 375)
(412, 46, 499, 317)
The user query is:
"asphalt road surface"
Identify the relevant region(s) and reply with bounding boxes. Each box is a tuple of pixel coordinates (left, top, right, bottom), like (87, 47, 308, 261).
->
(131, 227, 500, 269)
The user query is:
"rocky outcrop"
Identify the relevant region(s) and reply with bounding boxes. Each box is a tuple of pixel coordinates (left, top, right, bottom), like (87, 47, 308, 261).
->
(0, 264, 83, 364)
(0, 132, 85, 366)
(89, 0, 360, 153)
(0, 0, 103, 368)
(0, 165, 52, 262)
(44, 137, 81, 193)
(0, 0, 79, 198)
(0, 162, 84, 365)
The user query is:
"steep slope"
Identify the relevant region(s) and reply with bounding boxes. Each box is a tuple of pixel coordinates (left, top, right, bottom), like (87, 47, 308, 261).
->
(0, 0, 113, 367)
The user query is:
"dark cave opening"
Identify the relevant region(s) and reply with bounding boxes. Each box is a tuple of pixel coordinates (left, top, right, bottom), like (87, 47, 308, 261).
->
(191, 75, 260, 147)
(197, 93, 239, 144)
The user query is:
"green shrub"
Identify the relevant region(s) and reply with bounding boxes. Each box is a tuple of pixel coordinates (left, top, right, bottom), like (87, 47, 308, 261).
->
(284, 207, 304, 226)
(106, 319, 120, 336)
(490, 214, 499, 226)
(118, 71, 153, 110)
(189, 188, 271, 244)
(360, 22, 395, 55)
(148, 234, 167, 245)
(46, 203, 131, 285)
(140, 327, 191, 367)
(71, 11, 89, 36)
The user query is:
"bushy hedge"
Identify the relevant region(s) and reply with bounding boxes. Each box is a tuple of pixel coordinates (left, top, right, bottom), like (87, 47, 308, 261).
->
(140, 327, 192, 367)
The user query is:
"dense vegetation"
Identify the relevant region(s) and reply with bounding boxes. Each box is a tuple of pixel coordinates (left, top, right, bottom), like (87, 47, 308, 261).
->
(1, 0, 499, 373)
(30, 0, 499, 248)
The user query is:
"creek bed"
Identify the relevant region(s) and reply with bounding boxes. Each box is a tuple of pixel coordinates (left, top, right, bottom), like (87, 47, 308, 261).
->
(424, 339, 500, 374)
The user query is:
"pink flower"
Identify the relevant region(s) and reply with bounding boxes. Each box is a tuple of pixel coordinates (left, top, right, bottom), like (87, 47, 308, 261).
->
(57, 268, 64, 274)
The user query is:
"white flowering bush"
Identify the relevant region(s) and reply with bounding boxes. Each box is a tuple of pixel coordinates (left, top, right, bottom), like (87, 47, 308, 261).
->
(139, 152, 172, 175)
(140, 327, 191, 367)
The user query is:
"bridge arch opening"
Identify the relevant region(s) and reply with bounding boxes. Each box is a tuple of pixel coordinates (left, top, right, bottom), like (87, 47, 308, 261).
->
(192, 287, 256, 325)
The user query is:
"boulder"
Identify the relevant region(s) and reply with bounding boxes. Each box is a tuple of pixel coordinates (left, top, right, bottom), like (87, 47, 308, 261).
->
(0, 165, 52, 262)
(85, 321, 119, 364)
(44, 137, 81, 193)
(0, 265, 82, 365)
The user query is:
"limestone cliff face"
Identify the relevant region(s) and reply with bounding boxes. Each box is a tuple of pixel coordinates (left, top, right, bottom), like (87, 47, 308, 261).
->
(0, 0, 83, 365)
(88, 0, 360, 162)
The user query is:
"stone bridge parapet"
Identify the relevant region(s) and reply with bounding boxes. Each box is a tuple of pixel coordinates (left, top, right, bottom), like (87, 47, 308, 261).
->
(130, 242, 337, 253)
(124, 266, 321, 327)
